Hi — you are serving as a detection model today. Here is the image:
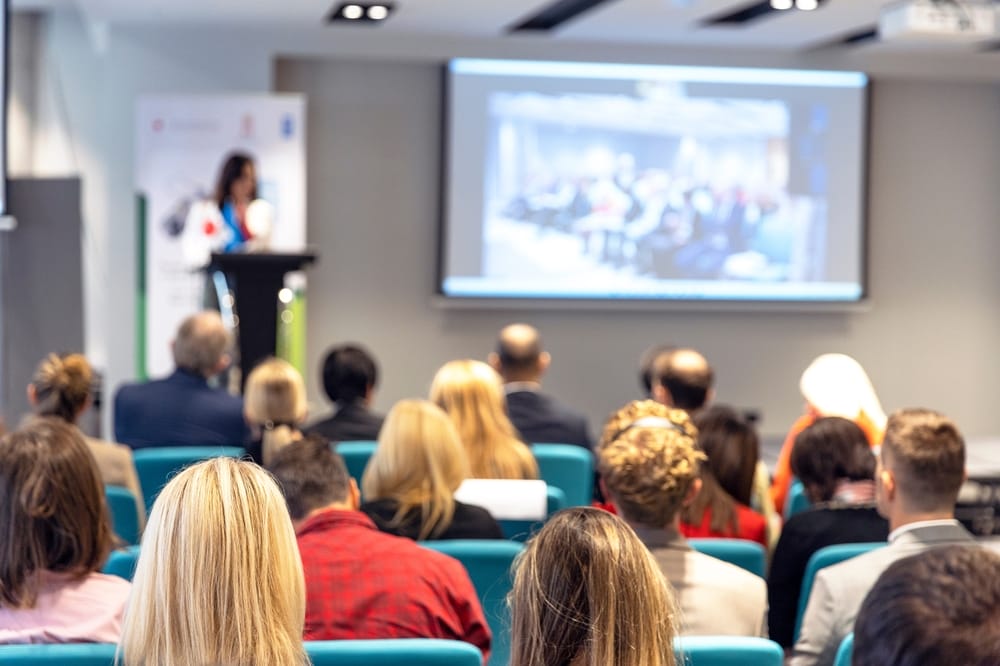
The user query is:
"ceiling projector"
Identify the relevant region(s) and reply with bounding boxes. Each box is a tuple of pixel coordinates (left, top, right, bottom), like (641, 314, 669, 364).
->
(879, 0, 997, 43)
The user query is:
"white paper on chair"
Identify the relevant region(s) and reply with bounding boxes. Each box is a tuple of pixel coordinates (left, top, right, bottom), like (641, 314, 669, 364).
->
(454, 479, 548, 520)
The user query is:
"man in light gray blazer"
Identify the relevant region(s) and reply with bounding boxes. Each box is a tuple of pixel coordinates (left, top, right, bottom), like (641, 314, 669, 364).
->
(790, 408, 975, 666)
(598, 400, 767, 637)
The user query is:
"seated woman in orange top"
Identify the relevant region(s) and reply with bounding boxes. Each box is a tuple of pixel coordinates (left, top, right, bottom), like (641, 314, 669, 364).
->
(681, 405, 768, 547)
(769, 353, 887, 515)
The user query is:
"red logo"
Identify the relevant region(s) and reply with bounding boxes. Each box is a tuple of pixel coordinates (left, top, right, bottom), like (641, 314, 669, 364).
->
(152, 118, 164, 132)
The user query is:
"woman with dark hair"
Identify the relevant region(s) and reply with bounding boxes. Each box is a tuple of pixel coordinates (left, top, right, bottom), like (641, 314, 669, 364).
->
(680, 405, 768, 547)
(214, 152, 259, 251)
(0, 419, 130, 643)
(766, 416, 889, 648)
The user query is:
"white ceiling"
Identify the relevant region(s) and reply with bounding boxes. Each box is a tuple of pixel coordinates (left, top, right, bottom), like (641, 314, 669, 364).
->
(12, 0, 1000, 56)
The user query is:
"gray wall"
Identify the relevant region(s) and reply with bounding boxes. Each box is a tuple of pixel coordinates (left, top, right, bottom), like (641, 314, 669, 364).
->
(277, 58, 1000, 438)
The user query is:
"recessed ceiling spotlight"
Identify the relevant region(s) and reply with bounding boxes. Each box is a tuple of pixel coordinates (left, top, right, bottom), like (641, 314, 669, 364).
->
(327, 1, 395, 24)
(796, 0, 819, 9)
(771, 0, 794, 9)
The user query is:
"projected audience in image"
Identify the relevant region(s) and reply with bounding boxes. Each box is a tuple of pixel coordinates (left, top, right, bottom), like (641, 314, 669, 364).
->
(484, 91, 822, 292)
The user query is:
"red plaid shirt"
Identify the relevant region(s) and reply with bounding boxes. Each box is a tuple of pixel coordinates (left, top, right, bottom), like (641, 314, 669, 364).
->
(296, 509, 491, 660)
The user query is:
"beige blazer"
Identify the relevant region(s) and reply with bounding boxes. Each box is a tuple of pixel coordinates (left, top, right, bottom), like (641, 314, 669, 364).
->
(85, 436, 146, 531)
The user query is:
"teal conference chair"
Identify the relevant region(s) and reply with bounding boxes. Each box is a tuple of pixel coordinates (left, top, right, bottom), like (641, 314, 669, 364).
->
(689, 538, 767, 578)
(102, 545, 141, 581)
(105, 485, 141, 545)
(784, 479, 811, 520)
(794, 542, 885, 641)
(422, 539, 524, 666)
(835, 633, 854, 666)
(532, 443, 594, 508)
(305, 639, 482, 666)
(499, 485, 567, 542)
(674, 636, 783, 666)
(133, 446, 245, 511)
(335, 440, 378, 486)
(0, 643, 117, 665)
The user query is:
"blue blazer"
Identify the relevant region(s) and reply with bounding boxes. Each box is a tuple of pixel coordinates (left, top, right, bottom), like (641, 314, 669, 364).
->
(114, 370, 248, 449)
(505, 388, 593, 450)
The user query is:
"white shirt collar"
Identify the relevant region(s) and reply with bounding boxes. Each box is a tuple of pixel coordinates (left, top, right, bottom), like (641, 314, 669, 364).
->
(504, 381, 542, 394)
(888, 518, 961, 544)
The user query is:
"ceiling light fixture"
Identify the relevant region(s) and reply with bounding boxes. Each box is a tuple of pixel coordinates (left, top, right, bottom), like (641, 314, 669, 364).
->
(327, 2, 395, 24)
(796, 0, 819, 10)
(771, 0, 794, 9)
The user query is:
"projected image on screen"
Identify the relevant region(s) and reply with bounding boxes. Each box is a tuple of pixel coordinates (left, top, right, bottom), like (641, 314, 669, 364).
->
(442, 60, 868, 303)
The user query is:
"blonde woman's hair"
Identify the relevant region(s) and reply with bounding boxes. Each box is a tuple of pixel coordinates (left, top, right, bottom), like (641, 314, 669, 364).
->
(362, 399, 470, 540)
(245, 358, 308, 465)
(430, 360, 538, 480)
(509, 507, 676, 666)
(30, 353, 92, 423)
(120, 457, 306, 666)
(597, 400, 704, 529)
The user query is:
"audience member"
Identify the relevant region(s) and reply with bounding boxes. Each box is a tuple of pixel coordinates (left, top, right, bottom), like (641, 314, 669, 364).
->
(791, 408, 973, 666)
(244, 357, 307, 465)
(0, 419, 130, 644)
(361, 400, 502, 540)
(268, 438, 491, 656)
(854, 545, 1000, 666)
(28, 352, 145, 527)
(304, 344, 384, 443)
(431, 360, 539, 480)
(597, 400, 767, 636)
(680, 405, 767, 547)
(488, 323, 593, 449)
(114, 311, 247, 449)
(509, 507, 676, 666)
(638, 343, 675, 398)
(767, 417, 888, 648)
(650, 347, 714, 413)
(120, 458, 307, 665)
(771, 353, 887, 514)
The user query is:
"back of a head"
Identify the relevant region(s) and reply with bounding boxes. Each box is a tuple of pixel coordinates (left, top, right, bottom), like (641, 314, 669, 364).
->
(597, 400, 703, 529)
(799, 353, 887, 430)
(639, 344, 676, 398)
(495, 323, 543, 381)
(855, 546, 1000, 666)
(172, 311, 230, 378)
(880, 408, 965, 513)
(653, 348, 713, 411)
(268, 436, 352, 522)
(692, 405, 759, 506)
(0, 418, 110, 609)
(321, 344, 378, 405)
(122, 458, 306, 666)
(430, 360, 530, 479)
(509, 507, 675, 666)
(362, 399, 469, 539)
(245, 358, 308, 464)
(791, 416, 875, 503)
(30, 353, 93, 423)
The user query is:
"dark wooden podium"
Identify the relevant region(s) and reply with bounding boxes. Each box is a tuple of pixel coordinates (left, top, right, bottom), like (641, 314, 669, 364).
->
(209, 251, 316, 390)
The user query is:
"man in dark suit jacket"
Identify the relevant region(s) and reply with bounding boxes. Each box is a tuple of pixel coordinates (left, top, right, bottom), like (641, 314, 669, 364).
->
(304, 344, 384, 443)
(114, 311, 248, 449)
(488, 323, 593, 450)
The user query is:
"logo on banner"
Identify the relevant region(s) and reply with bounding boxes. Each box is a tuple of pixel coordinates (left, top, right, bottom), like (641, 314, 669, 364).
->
(281, 114, 295, 139)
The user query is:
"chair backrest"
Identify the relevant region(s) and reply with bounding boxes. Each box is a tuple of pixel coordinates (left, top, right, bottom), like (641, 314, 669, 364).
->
(795, 542, 885, 641)
(102, 544, 142, 581)
(334, 440, 378, 486)
(105, 485, 141, 545)
(133, 446, 245, 511)
(305, 639, 482, 666)
(532, 443, 594, 508)
(499, 486, 567, 542)
(784, 480, 811, 520)
(835, 633, 854, 666)
(688, 538, 767, 578)
(421, 540, 524, 666)
(674, 636, 784, 666)
(0, 644, 117, 665)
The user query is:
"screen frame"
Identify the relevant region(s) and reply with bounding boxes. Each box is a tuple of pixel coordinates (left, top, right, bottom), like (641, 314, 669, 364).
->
(436, 57, 872, 310)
